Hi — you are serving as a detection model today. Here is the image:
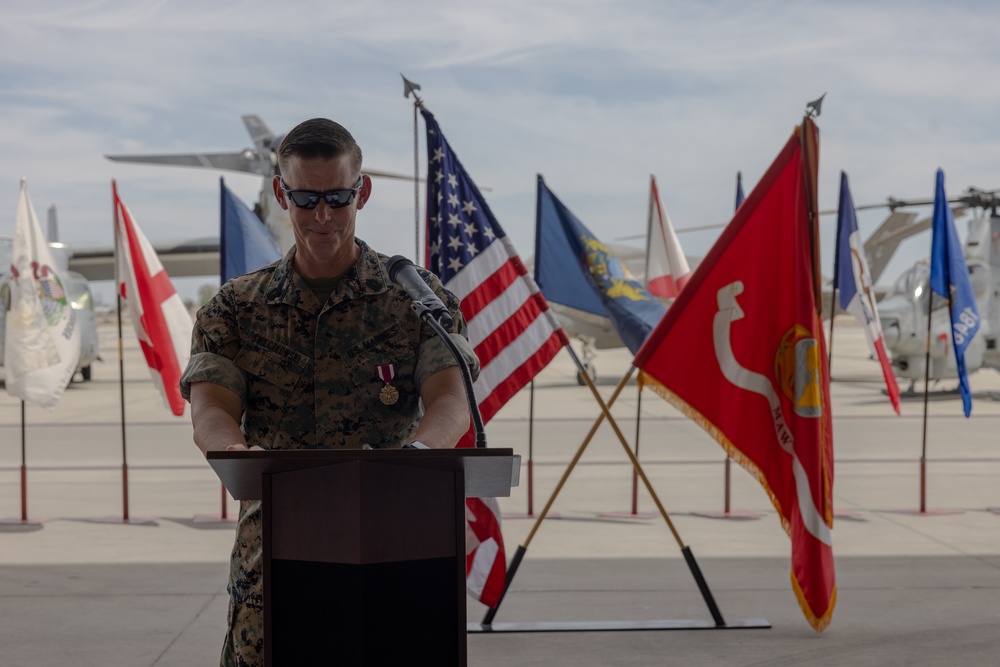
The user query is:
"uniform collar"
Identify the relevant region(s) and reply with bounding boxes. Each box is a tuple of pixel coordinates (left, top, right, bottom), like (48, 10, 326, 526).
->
(265, 239, 390, 311)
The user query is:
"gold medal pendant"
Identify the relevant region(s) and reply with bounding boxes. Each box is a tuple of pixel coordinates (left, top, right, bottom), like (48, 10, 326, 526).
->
(379, 383, 399, 405)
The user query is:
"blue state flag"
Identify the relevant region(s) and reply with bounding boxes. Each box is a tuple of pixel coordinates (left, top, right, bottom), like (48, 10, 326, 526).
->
(929, 168, 980, 416)
(735, 171, 745, 210)
(220, 178, 281, 283)
(534, 175, 666, 354)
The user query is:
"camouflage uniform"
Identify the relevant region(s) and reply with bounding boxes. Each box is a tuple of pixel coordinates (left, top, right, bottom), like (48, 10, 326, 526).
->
(180, 239, 477, 667)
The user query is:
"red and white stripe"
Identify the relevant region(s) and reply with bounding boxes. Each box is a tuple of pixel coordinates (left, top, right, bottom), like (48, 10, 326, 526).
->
(444, 236, 568, 442)
(444, 235, 566, 606)
(646, 175, 691, 300)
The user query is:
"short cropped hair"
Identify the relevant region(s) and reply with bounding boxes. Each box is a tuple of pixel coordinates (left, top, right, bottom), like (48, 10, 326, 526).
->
(276, 118, 363, 175)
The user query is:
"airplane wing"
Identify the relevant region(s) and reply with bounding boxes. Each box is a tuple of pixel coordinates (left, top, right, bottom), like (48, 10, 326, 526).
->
(105, 151, 260, 174)
(241, 114, 276, 152)
(105, 150, 416, 182)
(70, 237, 220, 281)
(549, 303, 625, 349)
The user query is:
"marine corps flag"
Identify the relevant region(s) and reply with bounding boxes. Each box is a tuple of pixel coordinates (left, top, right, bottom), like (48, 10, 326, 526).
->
(633, 119, 836, 632)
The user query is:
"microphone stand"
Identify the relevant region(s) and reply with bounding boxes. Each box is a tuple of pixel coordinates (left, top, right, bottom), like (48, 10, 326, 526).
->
(408, 300, 486, 448)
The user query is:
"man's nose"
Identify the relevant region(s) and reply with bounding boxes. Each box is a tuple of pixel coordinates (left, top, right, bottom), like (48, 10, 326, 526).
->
(314, 199, 337, 219)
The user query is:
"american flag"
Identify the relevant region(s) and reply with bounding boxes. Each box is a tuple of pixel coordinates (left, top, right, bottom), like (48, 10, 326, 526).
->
(39, 278, 66, 300)
(421, 107, 567, 607)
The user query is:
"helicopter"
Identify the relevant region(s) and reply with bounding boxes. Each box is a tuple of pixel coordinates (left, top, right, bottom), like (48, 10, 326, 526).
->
(874, 187, 1000, 391)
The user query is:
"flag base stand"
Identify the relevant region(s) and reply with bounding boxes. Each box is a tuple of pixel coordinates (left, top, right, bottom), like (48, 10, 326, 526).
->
(468, 618, 771, 633)
(597, 510, 658, 520)
(192, 513, 237, 523)
(87, 515, 158, 525)
(504, 511, 560, 520)
(0, 516, 53, 525)
(886, 508, 964, 516)
(690, 509, 762, 520)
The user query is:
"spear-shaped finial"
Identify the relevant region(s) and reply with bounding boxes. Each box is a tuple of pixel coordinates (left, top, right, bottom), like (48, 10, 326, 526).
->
(401, 74, 422, 103)
(805, 93, 826, 119)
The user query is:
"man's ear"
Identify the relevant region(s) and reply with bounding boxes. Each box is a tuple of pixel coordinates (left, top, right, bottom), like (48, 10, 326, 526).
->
(356, 175, 373, 210)
(272, 176, 289, 210)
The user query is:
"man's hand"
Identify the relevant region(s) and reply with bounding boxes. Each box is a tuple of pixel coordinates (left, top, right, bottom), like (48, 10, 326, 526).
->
(225, 444, 265, 452)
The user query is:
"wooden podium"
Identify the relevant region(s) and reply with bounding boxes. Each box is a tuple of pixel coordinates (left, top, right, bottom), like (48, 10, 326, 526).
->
(208, 448, 518, 666)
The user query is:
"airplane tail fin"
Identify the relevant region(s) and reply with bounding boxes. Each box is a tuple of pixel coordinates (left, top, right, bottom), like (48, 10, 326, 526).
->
(241, 114, 276, 153)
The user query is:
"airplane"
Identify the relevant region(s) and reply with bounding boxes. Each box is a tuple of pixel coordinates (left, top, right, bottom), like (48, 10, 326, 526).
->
(1, 205, 101, 383)
(61, 114, 416, 295)
(104, 114, 413, 255)
(874, 187, 1000, 391)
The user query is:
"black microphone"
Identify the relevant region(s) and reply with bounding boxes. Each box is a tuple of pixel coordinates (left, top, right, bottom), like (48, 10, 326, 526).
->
(387, 256, 453, 328)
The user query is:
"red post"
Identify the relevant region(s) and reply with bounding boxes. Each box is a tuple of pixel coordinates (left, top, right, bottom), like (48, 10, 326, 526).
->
(919, 458, 927, 514)
(526, 460, 533, 517)
(20, 465, 27, 522)
(724, 457, 731, 514)
(221, 483, 229, 520)
(122, 463, 130, 522)
(630, 468, 638, 515)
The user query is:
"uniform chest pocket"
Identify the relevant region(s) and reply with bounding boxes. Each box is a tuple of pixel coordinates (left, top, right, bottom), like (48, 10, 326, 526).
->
(234, 334, 310, 394)
(347, 327, 417, 387)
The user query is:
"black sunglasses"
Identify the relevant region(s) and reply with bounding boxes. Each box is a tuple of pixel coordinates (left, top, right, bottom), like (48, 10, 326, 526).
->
(280, 176, 363, 210)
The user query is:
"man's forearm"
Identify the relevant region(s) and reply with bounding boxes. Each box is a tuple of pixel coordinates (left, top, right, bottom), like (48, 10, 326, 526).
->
(412, 391, 470, 449)
(193, 405, 248, 457)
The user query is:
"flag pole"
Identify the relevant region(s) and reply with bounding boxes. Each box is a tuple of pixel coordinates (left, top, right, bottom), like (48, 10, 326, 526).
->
(412, 100, 420, 262)
(631, 379, 641, 515)
(919, 296, 934, 513)
(571, 353, 724, 627)
(218, 179, 229, 522)
(402, 74, 424, 263)
(483, 356, 726, 627)
(828, 186, 843, 366)
(483, 366, 635, 625)
(528, 380, 535, 516)
(112, 181, 130, 522)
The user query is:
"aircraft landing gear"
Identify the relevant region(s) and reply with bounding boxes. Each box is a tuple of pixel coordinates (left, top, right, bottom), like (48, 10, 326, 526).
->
(576, 363, 597, 386)
(576, 337, 598, 386)
(81, 365, 92, 382)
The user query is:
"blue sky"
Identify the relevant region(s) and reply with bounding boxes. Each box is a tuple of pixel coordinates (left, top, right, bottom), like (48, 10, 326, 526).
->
(2, 1, 999, 303)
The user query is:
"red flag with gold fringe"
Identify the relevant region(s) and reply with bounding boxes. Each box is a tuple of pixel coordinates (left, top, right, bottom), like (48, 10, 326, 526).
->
(633, 118, 835, 631)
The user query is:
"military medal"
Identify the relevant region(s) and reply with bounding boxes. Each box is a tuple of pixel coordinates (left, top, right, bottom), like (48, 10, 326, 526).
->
(377, 364, 399, 405)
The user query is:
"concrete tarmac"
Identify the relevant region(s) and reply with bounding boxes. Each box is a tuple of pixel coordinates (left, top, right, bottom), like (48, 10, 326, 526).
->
(1, 318, 999, 666)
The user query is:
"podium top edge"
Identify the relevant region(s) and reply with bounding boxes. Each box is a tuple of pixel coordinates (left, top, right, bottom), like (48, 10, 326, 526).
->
(207, 448, 519, 500)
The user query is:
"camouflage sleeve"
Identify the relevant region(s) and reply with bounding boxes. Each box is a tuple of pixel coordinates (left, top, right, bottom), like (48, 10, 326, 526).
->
(179, 352, 247, 403)
(413, 276, 480, 387)
(178, 286, 249, 402)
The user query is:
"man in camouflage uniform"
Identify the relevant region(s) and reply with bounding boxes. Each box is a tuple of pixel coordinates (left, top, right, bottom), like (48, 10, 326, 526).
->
(180, 118, 477, 667)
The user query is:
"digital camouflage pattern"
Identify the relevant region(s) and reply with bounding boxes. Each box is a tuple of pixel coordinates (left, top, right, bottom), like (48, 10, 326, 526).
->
(180, 239, 475, 667)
